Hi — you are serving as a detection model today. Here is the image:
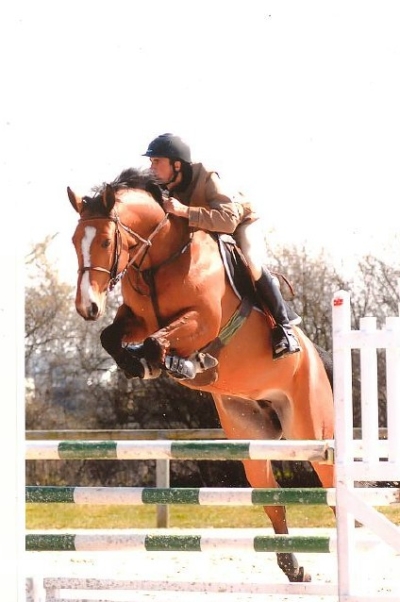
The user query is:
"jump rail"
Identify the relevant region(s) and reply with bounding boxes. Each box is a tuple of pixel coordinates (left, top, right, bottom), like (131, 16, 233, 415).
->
(26, 485, 399, 506)
(41, 576, 338, 599)
(25, 438, 333, 461)
(25, 529, 383, 553)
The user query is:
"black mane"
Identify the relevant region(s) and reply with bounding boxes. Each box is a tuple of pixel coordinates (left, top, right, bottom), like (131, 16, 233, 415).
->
(90, 167, 164, 206)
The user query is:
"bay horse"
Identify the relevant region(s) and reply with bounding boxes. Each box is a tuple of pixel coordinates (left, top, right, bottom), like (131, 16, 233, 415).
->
(67, 167, 334, 582)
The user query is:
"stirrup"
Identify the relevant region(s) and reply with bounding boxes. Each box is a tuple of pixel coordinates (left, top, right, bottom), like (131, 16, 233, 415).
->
(164, 355, 196, 379)
(272, 326, 301, 360)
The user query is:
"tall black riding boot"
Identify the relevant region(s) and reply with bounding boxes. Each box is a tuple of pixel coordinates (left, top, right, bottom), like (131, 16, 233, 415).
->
(255, 268, 301, 360)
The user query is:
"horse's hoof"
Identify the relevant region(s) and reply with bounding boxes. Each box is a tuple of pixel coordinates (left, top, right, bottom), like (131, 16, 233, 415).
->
(121, 360, 144, 379)
(122, 370, 136, 380)
(289, 567, 311, 582)
(143, 336, 164, 363)
(117, 349, 145, 379)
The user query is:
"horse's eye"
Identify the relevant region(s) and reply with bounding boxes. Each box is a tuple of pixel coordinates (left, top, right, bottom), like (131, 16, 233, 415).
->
(101, 239, 111, 249)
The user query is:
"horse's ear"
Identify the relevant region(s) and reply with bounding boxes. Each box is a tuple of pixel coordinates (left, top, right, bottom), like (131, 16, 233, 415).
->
(67, 187, 83, 214)
(102, 184, 116, 212)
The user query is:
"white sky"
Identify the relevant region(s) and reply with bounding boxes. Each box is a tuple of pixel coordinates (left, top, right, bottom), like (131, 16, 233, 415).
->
(3, 0, 400, 282)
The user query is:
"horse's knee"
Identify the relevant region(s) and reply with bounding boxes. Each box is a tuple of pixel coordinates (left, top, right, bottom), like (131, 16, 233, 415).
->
(100, 325, 120, 355)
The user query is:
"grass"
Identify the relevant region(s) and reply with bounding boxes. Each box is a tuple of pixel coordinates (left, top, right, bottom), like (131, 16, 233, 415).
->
(26, 504, 400, 530)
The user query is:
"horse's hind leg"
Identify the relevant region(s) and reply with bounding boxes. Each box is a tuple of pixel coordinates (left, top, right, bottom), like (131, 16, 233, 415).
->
(310, 460, 336, 521)
(242, 457, 310, 582)
(212, 394, 310, 582)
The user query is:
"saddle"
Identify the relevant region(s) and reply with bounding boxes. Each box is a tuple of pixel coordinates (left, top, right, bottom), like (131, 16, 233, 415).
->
(216, 234, 297, 322)
(215, 233, 261, 310)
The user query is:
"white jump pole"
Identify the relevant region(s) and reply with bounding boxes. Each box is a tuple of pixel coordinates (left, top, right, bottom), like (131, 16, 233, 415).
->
(386, 314, 400, 463)
(359, 315, 379, 463)
(332, 290, 356, 595)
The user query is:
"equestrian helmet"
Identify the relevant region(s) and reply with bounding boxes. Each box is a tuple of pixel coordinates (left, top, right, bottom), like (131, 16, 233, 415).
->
(142, 133, 192, 163)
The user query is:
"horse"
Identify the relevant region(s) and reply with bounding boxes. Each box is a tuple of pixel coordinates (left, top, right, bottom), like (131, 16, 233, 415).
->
(67, 167, 334, 583)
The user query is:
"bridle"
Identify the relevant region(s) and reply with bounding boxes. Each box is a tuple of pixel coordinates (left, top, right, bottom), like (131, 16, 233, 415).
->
(77, 209, 190, 292)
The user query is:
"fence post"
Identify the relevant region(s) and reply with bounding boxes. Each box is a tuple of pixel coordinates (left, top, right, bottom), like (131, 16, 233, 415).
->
(332, 290, 355, 595)
(156, 459, 170, 527)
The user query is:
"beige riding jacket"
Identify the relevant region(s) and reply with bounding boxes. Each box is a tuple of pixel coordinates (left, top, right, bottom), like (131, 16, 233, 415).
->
(172, 163, 259, 234)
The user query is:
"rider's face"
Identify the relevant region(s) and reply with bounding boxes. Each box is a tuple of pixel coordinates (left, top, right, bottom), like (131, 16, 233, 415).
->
(149, 157, 174, 184)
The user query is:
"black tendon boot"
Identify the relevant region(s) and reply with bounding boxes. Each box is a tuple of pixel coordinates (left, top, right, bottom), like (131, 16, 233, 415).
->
(255, 268, 301, 360)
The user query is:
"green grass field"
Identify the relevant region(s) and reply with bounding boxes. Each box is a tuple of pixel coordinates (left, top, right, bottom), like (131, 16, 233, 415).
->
(26, 503, 400, 530)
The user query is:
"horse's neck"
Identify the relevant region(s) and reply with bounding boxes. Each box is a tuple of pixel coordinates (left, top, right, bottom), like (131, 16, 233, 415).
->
(156, 214, 190, 259)
(117, 191, 164, 228)
(118, 193, 189, 264)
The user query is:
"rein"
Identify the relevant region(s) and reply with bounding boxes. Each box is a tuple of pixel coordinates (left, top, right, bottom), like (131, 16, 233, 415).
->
(113, 211, 192, 327)
(76, 211, 168, 287)
(132, 233, 193, 327)
(77, 211, 192, 309)
(108, 212, 172, 291)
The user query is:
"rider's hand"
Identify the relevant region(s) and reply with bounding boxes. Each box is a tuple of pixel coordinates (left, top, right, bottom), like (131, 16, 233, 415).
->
(163, 196, 190, 218)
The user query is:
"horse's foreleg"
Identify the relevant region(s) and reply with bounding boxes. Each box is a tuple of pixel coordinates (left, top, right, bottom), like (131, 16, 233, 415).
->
(101, 325, 146, 379)
(142, 310, 219, 379)
(100, 305, 158, 379)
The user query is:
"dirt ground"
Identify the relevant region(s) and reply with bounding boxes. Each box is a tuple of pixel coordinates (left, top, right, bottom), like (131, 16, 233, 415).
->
(26, 528, 400, 602)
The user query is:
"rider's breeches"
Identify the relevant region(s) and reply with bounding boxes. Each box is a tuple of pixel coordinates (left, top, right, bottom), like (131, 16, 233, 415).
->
(234, 220, 268, 281)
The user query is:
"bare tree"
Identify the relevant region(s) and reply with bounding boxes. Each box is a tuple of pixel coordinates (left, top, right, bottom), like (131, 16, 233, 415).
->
(268, 242, 348, 350)
(25, 238, 119, 429)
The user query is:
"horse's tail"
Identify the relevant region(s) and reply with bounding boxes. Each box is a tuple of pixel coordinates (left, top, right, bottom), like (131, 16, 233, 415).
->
(313, 344, 333, 389)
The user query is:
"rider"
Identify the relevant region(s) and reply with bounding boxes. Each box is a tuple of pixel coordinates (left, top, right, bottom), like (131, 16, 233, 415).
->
(142, 133, 301, 360)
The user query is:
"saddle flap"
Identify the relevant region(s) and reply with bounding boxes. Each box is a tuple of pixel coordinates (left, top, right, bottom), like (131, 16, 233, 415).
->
(216, 234, 259, 305)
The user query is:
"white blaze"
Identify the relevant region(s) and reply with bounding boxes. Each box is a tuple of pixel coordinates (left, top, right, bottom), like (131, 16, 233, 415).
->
(79, 226, 97, 306)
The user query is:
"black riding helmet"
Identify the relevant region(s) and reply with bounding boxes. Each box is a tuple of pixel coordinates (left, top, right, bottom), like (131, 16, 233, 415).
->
(142, 133, 192, 163)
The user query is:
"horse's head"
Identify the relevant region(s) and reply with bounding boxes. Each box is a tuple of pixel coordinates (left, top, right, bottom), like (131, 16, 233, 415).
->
(68, 168, 168, 321)
(68, 184, 125, 320)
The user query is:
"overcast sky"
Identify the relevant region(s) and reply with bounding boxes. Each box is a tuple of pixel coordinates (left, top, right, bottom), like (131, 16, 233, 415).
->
(3, 0, 400, 282)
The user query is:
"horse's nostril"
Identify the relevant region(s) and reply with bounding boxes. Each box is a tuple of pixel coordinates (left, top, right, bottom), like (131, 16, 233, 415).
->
(90, 303, 99, 318)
